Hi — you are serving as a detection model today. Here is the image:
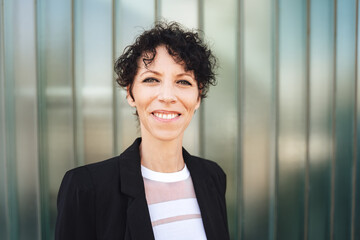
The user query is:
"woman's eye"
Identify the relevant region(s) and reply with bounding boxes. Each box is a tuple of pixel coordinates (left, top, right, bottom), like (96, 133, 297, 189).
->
(143, 78, 159, 83)
(177, 80, 192, 86)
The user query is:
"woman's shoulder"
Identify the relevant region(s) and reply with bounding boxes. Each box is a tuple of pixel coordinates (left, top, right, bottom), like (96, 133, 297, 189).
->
(67, 155, 120, 174)
(61, 155, 124, 189)
(61, 138, 142, 190)
(185, 153, 226, 180)
(191, 155, 225, 170)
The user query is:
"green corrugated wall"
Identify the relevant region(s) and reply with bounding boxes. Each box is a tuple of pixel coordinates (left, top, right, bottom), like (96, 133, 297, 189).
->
(0, 0, 359, 239)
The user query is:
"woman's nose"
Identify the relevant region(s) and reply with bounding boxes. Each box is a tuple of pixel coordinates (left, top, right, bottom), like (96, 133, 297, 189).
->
(158, 82, 176, 103)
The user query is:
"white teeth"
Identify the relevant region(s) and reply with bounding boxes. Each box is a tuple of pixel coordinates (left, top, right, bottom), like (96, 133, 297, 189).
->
(154, 112, 178, 120)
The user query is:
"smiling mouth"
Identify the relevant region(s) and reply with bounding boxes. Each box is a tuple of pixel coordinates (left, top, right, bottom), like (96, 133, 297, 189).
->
(152, 112, 181, 120)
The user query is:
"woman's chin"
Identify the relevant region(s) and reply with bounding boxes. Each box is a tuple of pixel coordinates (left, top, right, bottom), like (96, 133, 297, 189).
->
(146, 130, 184, 142)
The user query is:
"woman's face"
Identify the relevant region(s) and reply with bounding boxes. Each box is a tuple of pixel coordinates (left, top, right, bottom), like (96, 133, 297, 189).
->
(127, 45, 200, 142)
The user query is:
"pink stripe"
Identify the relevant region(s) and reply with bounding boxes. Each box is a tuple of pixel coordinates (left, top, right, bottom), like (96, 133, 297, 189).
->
(152, 214, 202, 227)
(143, 177, 197, 205)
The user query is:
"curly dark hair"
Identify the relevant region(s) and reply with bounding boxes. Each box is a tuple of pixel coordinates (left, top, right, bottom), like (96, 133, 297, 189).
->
(114, 21, 217, 100)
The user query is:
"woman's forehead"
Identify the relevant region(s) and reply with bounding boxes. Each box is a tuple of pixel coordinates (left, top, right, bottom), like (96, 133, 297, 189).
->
(137, 47, 190, 72)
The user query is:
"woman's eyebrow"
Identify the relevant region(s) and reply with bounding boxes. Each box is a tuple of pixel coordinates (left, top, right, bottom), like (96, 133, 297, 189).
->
(176, 73, 194, 78)
(139, 70, 194, 79)
(140, 69, 161, 76)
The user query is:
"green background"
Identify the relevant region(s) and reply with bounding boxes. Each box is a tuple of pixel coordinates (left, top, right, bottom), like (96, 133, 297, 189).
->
(0, 0, 359, 239)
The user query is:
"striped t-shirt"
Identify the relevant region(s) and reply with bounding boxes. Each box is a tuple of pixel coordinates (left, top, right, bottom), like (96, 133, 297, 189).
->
(141, 164, 207, 240)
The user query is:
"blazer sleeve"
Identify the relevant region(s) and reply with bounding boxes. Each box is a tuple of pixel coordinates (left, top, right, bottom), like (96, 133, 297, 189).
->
(55, 167, 97, 240)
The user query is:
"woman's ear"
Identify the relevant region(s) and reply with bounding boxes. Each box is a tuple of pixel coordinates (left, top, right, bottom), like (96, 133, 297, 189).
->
(126, 86, 136, 107)
(195, 97, 201, 110)
(195, 90, 201, 110)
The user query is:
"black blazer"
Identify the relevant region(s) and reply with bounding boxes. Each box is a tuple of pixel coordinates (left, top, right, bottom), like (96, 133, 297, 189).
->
(55, 138, 230, 240)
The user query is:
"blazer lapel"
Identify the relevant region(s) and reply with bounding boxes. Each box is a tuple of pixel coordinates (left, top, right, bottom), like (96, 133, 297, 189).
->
(184, 149, 227, 240)
(118, 138, 155, 240)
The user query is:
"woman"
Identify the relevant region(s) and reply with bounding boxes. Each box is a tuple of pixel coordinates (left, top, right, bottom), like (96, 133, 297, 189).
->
(55, 22, 230, 240)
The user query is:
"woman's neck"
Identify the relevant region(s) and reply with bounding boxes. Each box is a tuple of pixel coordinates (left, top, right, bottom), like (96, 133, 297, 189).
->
(139, 134, 185, 173)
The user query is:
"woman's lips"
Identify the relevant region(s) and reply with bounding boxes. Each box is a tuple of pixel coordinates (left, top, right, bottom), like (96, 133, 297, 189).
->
(152, 111, 181, 120)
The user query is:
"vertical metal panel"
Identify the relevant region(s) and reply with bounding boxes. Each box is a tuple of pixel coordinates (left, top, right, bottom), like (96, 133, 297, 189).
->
(197, 0, 204, 35)
(308, 0, 333, 239)
(237, 0, 245, 238)
(352, 1, 360, 239)
(304, 1, 311, 239)
(154, 0, 161, 22)
(352, 2, 359, 240)
(330, 2, 337, 239)
(198, 0, 205, 159)
(113, 0, 122, 155)
(114, 0, 154, 153)
(0, 1, 9, 239)
(37, 0, 74, 238)
(334, 0, 357, 239)
(36, 1, 50, 238)
(355, 2, 360, 235)
(112, 0, 117, 156)
(277, 0, 307, 239)
(2, 1, 19, 239)
(74, 0, 113, 164)
(270, 0, 279, 239)
(241, 0, 273, 239)
(355, 1, 360, 236)
(160, 0, 200, 155)
(202, 0, 238, 238)
(10, 0, 41, 239)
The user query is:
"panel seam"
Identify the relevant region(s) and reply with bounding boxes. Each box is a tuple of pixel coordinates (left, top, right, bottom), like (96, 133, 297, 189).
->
(34, 0, 50, 239)
(71, 0, 79, 168)
(351, 0, 359, 240)
(112, 0, 119, 155)
(330, 0, 337, 239)
(236, 0, 244, 238)
(304, 0, 311, 239)
(155, 0, 161, 22)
